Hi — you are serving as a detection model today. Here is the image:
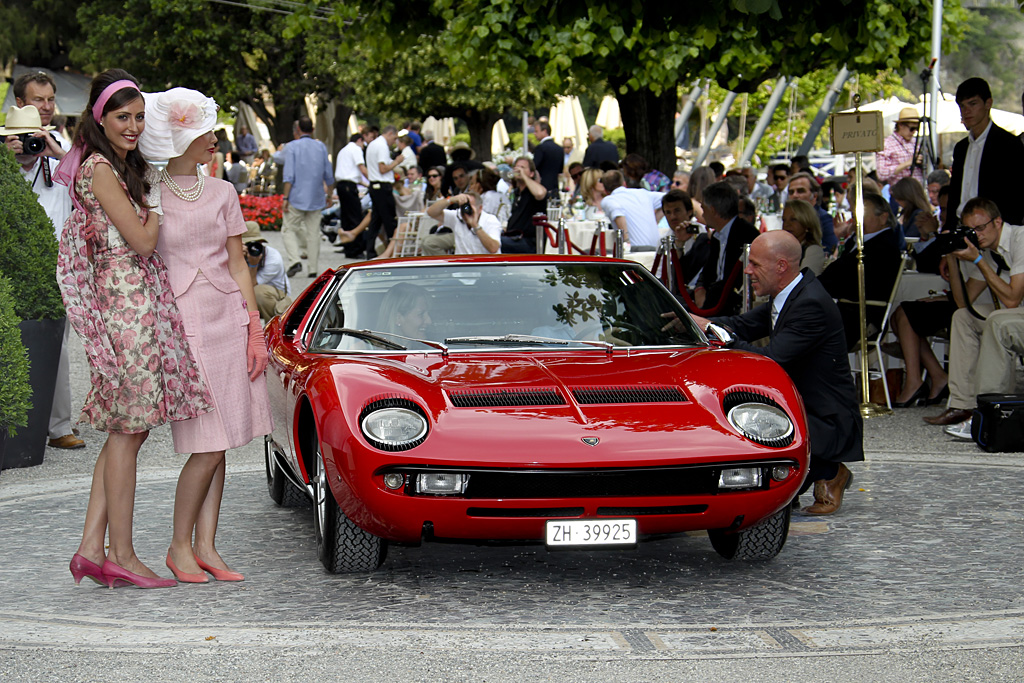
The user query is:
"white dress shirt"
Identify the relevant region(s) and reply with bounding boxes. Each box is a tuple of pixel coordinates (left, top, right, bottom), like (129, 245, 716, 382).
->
(958, 119, 992, 219)
(771, 272, 803, 328)
(334, 141, 365, 184)
(365, 136, 394, 183)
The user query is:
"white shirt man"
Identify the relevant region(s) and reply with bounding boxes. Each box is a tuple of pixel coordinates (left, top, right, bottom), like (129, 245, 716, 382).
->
(426, 193, 501, 255)
(335, 136, 367, 185)
(599, 170, 664, 248)
(366, 132, 396, 183)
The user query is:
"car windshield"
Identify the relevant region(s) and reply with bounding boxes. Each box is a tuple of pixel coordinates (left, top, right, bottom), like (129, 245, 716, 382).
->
(309, 262, 705, 352)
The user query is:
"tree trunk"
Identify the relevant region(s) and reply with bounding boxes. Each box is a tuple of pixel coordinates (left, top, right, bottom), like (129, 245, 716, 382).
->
(616, 86, 678, 176)
(330, 99, 354, 163)
(462, 109, 500, 163)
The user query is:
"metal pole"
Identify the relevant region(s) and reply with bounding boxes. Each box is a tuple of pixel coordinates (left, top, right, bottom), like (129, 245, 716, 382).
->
(796, 65, 852, 157)
(736, 93, 748, 162)
(613, 224, 624, 259)
(738, 77, 789, 167)
(522, 110, 529, 156)
(675, 84, 703, 149)
(929, 0, 942, 172)
(693, 91, 738, 169)
(557, 215, 567, 254)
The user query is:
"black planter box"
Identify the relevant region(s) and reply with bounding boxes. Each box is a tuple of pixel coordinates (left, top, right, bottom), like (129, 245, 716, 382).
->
(2, 318, 65, 470)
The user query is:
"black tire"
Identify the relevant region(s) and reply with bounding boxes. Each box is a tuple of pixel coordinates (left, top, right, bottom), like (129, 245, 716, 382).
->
(312, 441, 387, 573)
(708, 505, 791, 561)
(265, 438, 308, 508)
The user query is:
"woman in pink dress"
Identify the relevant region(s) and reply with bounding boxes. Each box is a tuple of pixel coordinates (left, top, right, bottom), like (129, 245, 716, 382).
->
(56, 70, 212, 589)
(138, 88, 273, 583)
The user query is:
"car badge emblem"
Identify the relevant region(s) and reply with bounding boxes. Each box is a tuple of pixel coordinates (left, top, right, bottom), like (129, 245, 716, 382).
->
(581, 437, 600, 446)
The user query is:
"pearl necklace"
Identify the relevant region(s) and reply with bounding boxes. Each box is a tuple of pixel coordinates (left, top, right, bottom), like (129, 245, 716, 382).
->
(161, 165, 205, 202)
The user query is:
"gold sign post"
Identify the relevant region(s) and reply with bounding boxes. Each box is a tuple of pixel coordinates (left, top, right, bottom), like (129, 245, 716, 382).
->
(829, 96, 892, 418)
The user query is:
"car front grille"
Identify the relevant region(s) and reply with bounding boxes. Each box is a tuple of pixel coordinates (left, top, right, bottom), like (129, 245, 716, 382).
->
(463, 468, 718, 498)
(448, 387, 565, 407)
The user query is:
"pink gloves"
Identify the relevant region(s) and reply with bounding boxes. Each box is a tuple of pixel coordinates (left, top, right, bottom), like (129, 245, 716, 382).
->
(246, 310, 268, 380)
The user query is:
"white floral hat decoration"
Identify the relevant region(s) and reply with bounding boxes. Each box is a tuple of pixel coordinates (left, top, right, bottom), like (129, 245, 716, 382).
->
(138, 87, 219, 161)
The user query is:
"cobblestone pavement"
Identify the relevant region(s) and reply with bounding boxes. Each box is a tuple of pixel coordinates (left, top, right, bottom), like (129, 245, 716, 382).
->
(2, 232, 1022, 680)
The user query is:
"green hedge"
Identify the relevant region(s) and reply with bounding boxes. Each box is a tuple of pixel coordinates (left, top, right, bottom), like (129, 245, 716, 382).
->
(0, 147, 65, 321)
(0, 274, 31, 436)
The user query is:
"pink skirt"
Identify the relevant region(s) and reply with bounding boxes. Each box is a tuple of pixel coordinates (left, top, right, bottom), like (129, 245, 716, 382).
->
(170, 272, 273, 454)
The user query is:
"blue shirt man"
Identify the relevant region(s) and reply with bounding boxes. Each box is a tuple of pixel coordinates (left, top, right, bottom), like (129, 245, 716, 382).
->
(281, 116, 335, 277)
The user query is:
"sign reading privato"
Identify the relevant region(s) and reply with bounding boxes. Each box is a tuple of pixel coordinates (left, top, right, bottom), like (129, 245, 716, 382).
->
(829, 111, 884, 154)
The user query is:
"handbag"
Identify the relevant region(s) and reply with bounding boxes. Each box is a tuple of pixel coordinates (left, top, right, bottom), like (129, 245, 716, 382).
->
(971, 394, 1024, 453)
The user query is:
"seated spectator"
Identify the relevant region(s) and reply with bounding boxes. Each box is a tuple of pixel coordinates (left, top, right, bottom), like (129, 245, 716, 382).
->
(473, 166, 511, 224)
(599, 169, 665, 249)
(737, 196, 757, 225)
(790, 154, 812, 176)
(225, 151, 250, 194)
(581, 124, 619, 168)
(502, 157, 548, 254)
(425, 191, 501, 255)
(406, 165, 423, 186)
(687, 166, 716, 224)
(924, 198, 1024, 433)
(737, 166, 774, 202)
(692, 181, 760, 312)
(892, 176, 942, 273)
(782, 199, 826, 276)
(926, 169, 950, 208)
(441, 158, 478, 197)
(817, 192, 903, 350)
(621, 152, 670, 192)
(788, 172, 837, 254)
(567, 162, 584, 198)
(671, 169, 690, 190)
(708, 160, 726, 181)
(662, 189, 710, 294)
(768, 163, 790, 211)
(724, 171, 749, 197)
(578, 168, 606, 221)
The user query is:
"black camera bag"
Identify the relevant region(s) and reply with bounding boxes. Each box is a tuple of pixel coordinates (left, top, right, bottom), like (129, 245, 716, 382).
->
(971, 394, 1024, 453)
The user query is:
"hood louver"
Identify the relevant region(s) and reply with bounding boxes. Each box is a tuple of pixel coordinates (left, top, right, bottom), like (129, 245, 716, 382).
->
(571, 385, 687, 404)
(449, 388, 566, 408)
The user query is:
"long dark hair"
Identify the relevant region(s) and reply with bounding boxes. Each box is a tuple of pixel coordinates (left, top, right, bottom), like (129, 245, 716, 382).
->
(70, 69, 150, 208)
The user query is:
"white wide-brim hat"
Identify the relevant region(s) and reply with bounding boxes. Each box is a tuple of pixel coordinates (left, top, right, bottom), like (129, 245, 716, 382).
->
(138, 88, 219, 161)
(0, 105, 55, 135)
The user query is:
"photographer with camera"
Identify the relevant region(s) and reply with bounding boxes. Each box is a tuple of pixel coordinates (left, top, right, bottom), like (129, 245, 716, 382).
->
(2, 72, 83, 450)
(661, 189, 709, 296)
(241, 222, 292, 321)
(425, 191, 501, 255)
(923, 198, 1024, 436)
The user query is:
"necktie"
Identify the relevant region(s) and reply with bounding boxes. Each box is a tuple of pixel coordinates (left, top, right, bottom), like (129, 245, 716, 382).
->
(990, 250, 1009, 274)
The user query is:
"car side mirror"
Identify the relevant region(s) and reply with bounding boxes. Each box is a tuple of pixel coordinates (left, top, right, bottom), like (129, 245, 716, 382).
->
(705, 322, 735, 347)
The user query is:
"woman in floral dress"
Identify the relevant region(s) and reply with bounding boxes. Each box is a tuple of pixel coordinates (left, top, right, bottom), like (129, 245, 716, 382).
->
(56, 70, 212, 589)
(138, 88, 272, 583)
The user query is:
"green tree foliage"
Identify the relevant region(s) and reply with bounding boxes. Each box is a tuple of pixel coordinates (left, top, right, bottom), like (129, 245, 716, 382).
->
(0, 274, 31, 437)
(72, 0, 313, 144)
(939, 6, 1024, 112)
(0, 148, 64, 321)
(0, 0, 81, 69)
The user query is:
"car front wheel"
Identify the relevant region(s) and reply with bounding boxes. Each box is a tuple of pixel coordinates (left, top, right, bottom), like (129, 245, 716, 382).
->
(312, 441, 387, 573)
(708, 505, 791, 561)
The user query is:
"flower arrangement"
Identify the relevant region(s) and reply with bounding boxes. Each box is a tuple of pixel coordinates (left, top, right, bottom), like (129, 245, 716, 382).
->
(239, 194, 284, 231)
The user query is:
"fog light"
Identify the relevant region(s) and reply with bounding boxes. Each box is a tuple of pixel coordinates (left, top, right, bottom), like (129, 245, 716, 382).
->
(383, 473, 405, 490)
(416, 473, 469, 495)
(771, 465, 791, 482)
(718, 467, 762, 489)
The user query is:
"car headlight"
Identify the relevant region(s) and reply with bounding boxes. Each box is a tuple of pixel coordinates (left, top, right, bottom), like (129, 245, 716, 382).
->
(360, 398, 428, 451)
(726, 402, 793, 447)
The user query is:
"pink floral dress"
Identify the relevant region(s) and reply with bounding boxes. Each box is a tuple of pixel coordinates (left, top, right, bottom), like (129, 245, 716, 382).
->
(56, 153, 212, 434)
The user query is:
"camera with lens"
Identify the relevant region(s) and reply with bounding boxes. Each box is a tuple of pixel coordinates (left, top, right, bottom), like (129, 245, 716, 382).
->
(245, 241, 266, 258)
(935, 226, 979, 255)
(16, 133, 46, 156)
(685, 219, 700, 235)
(458, 203, 474, 215)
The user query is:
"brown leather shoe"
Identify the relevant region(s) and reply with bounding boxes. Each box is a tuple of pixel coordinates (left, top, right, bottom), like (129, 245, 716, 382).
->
(48, 434, 85, 449)
(923, 408, 973, 425)
(802, 464, 852, 515)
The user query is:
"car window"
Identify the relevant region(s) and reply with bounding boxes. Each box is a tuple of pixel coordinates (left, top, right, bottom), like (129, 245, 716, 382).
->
(309, 263, 704, 351)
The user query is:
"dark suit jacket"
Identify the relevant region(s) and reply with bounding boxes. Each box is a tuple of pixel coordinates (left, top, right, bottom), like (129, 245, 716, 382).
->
(698, 216, 759, 312)
(817, 227, 903, 349)
(713, 270, 864, 464)
(944, 122, 1024, 230)
(533, 138, 564, 192)
(582, 138, 619, 168)
(417, 141, 447, 172)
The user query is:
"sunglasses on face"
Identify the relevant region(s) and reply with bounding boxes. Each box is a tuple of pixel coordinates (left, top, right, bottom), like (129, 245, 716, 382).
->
(774, 175, 787, 181)
(427, 174, 440, 178)
(570, 172, 583, 180)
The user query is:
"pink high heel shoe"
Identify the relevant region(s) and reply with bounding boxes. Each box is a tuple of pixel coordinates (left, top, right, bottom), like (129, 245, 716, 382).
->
(101, 560, 177, 589)
(69, 553, 106, 586)
(166, 551, 209, 584)
(194, 554, 244, 582)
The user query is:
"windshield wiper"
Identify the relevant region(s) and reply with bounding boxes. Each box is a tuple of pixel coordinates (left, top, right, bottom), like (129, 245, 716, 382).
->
(322, 327, 407, 350)
(445, 334, 573, 346)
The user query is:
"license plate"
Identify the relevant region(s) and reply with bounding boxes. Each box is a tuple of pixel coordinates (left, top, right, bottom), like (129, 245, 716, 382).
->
(545, 519, 637, 547)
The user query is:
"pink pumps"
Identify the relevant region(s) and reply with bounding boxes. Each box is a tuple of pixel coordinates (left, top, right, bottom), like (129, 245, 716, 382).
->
(165, 551, 209, 583)
(69, 553, 106, 586)
(101, 560, 177, 589)
(194, 554, 244, 582)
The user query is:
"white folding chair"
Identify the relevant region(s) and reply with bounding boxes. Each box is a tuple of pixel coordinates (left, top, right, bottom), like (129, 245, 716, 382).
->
(392, 213, 422, 257)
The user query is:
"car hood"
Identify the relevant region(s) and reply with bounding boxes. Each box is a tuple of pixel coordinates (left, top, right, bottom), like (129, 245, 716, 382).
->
(311, 348, 807, 467)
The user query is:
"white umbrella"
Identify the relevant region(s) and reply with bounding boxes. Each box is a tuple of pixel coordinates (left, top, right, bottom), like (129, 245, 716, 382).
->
(596, 95, 622, 131)
(421, 116, 457, 146)
(548, 95, 589, 153)
(491, 119, 510, 156)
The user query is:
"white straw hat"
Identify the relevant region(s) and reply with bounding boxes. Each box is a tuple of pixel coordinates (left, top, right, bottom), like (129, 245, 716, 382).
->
(138, 88, 219, 161)
(0, 105, 55, 134)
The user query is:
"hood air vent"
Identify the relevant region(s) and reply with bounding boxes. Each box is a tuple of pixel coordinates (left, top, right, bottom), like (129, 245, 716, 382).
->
(449, 387, 566, 408)
(571, 385, 687, 404)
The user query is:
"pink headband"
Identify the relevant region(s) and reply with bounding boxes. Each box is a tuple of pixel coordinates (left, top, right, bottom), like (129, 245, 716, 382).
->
(92, 80, 140, 123)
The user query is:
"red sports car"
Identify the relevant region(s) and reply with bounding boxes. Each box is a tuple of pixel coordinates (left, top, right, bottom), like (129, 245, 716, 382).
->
(264, 255, 809, 572)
